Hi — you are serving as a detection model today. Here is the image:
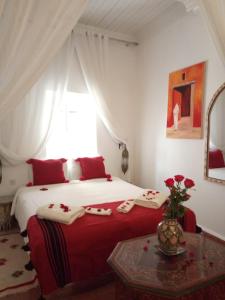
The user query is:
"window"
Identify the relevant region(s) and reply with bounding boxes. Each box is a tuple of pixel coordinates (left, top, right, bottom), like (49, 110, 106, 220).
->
(45, 92, 97, 159)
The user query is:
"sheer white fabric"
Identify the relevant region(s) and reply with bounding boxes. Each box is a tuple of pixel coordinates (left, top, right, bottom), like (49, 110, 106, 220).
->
(73, 27, 127, 146)
(0, 37, 74, 165)
(0, 20, 129, 176)
(45, 92, 98, 159)
(198, 0, 225, 65)
(0, 0, 87, 120)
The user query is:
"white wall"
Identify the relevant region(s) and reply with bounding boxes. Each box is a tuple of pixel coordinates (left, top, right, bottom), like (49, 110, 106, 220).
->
(0, 39, 137, 196)
(134, 3, 225, 239)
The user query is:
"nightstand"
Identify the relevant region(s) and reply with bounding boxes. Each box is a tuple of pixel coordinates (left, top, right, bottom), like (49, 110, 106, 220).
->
(0, 196, 13, 231)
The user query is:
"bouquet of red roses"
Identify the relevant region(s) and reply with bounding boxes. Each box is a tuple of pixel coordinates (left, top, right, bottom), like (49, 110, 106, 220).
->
(164, 175, 195, 219)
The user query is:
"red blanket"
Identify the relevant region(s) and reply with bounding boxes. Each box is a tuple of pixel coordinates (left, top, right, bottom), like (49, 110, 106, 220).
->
(27, 201, 196, 295)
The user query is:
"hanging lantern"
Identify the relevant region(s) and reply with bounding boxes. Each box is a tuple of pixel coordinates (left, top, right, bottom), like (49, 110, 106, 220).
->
(121, 144, 129, 174)
(0, 159, 2, 183)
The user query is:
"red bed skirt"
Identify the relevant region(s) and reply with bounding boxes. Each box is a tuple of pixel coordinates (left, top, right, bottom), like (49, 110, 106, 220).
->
(27, 201, 196, 295)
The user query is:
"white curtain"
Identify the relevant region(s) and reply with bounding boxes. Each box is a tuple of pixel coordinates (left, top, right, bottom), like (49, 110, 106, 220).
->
(198, 0, 225, 65)
(0, 37, 74, 165)
(73, 27, 127, 146)
(0, 0, 87, 121)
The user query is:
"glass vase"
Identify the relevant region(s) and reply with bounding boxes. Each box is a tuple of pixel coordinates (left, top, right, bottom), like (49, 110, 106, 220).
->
(157, 218, 184, 255)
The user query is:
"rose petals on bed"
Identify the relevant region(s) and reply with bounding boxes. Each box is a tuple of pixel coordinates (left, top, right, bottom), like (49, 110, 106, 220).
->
(135, 189, 168, 209)
(85, 207, 112, 215)
(37, 204, 85, 224)
(117, 200, 135, 213)
(40, 187, 48, 191)
(60, 203, 71, 212)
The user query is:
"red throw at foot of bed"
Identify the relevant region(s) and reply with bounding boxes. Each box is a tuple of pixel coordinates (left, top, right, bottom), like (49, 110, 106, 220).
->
(27, 201, 196, 295)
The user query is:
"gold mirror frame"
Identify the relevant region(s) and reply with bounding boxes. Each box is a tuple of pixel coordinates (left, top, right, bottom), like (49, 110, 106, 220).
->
(205, 82, 225, 185)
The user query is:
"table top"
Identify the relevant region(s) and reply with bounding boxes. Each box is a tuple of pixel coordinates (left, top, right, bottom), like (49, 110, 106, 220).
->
(108, 232, 225, 298)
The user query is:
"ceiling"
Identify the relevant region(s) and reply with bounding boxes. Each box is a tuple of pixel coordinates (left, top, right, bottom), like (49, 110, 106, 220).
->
(79, 0, 177, 36)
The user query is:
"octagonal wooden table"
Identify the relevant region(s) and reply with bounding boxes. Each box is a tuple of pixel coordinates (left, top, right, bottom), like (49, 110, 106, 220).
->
(108, 232, 225, 300)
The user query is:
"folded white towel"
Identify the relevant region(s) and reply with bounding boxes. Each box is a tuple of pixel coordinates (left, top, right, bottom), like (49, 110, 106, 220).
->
(85, 207, 112, 216)
(117, 200, 135, 213)
(37, 203, 85, 225)
(135, 189, 168, 209)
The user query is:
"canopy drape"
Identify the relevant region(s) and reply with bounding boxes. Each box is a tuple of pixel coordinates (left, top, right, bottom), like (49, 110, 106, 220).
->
(198, 0, 225, 65)
(73, 28, 127, 146)
(0, 37, 74, 165)
(0, 21, 130, 178)
(0, 0, 87, 120)
(73, 28, 130, 174)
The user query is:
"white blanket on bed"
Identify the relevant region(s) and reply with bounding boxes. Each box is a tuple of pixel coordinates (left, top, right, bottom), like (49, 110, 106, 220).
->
(208, 167, 225, 180)
(11, 177, 145, 230)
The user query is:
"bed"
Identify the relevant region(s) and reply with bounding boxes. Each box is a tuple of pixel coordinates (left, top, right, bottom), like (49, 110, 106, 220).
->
(11, 177, 197, 296)
(208, 168, 225, 180)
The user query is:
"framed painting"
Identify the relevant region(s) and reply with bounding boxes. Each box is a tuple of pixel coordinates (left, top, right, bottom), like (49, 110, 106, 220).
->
(166, 61, 206, 139)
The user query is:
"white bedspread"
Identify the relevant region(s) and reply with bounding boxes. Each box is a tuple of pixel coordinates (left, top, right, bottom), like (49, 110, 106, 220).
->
(208, 168, 225, 180)
(11, 177, 144, 230)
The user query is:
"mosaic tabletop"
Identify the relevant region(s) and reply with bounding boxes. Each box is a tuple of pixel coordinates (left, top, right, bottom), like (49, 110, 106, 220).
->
(108, 232, 225, 298)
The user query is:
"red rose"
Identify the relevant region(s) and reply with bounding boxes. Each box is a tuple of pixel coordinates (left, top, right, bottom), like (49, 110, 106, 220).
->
(174, 175, 184, 182)
(164, 178, 174, 187)
(184, 178, 195, 188)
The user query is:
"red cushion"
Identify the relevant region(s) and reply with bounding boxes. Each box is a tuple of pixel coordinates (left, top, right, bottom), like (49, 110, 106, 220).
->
(75, 156, 111, 180)
(208, 149, 225, 169)
(26, 158, 67, 185)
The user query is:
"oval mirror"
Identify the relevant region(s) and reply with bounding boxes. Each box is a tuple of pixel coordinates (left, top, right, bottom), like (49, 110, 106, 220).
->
(205, 82, 225, 184)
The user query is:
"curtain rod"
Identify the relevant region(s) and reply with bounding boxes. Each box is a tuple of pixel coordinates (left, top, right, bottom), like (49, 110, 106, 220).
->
(84, 32, 139, 46)
(74, 24, 139, 46)
(109, 36, 138, 46)
(74, 30, 139, 46)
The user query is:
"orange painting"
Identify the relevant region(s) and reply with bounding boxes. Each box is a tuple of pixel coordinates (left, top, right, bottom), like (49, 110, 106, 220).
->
(166, 62, 206, 139)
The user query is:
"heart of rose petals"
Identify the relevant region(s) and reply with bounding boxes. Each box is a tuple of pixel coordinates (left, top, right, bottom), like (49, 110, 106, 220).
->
(63, 206, 71, 212)
(60, 203, 70, 212)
